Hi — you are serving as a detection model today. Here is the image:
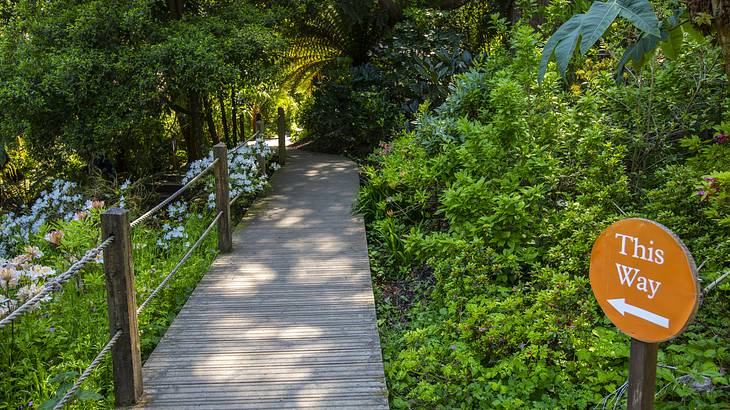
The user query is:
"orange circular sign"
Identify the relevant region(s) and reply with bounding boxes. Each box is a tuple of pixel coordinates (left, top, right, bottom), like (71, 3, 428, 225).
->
(589, 218, 699, 343)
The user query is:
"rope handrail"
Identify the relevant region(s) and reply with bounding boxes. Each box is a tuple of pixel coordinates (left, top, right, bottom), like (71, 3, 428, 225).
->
(230, 191, 245, 207)
(130, 158, 219, 228)
(0, 236, 115, 329)
(227, 131, 262, 155)
(52, 329, 123, 410)
(137, 211, 223, 315)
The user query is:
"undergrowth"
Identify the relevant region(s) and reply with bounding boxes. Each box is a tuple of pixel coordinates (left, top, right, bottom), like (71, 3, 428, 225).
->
(359, 26, 730, 409)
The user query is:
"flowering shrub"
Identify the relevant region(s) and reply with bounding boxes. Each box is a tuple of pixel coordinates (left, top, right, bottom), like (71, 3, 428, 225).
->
(698, 172, 730, 227)
(0, 180, 85, 257)
(0, 138, 281, 406)
(0, 246, 54, 317)
(158, 139, 275, 249)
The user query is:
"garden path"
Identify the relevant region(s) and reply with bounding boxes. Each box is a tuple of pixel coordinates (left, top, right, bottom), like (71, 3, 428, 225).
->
(136, 150, 389, 409)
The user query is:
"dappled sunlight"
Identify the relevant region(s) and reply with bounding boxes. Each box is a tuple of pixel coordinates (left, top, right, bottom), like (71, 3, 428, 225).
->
(139, 150, 387, 408)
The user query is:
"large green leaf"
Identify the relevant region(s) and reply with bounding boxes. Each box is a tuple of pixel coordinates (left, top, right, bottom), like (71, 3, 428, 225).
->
(615, 9, 687, 83)
(616, 0, 660, 37)
(538, 14, 584, 82)
(580, 2, 621, 54)
(660, 26, 683, 60)
(539, 0, 660, 83)
(615, 32, 662, 83)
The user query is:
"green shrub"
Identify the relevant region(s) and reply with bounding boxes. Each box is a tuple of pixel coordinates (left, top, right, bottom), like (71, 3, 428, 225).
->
(360, 24, 729, 408)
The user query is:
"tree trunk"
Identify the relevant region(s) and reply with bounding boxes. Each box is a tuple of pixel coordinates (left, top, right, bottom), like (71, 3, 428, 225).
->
(167, 0, 183, 19)
(239, 112, 246, 140)
(711, 0, 730, 80)
(251, 106, 258, 133)
(203, 96, 219, 145)
(186, 91, 204, 162)
(231, 87, 238, 145)
(218, 94, 231, 146)
(178, 113, 192, 164)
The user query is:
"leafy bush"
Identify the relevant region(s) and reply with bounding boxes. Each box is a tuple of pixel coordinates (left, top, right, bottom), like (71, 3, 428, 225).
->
(296, 8, 475, 154)
(0, 145, 277, 407)
(297, 68, 402, 153)
(359, 25, 729, 408)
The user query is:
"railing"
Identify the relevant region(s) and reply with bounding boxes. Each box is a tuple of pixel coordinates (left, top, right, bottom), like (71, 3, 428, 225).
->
(0, 108, 289, 408)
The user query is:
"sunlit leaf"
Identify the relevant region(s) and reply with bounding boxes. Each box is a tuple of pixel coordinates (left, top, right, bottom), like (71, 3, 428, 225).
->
(539, 0, 660, 82)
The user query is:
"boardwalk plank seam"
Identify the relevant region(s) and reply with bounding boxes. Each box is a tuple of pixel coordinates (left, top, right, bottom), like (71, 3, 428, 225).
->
(138, 150, 388, 409)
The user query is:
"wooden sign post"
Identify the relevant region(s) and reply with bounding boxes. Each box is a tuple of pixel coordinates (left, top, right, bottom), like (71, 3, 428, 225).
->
(589, 218, 699, 409)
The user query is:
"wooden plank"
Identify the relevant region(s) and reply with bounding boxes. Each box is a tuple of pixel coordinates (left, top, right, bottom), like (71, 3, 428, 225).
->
(138, 396, 388, 409)
(139, 150, 388, 409)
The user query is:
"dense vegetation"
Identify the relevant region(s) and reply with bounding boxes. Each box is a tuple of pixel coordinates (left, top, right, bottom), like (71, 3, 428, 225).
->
(359, 17, 730, 410)
(0, 0, 291, 207)
(1, 0, 729, 408)
(0, 143, 277, 407)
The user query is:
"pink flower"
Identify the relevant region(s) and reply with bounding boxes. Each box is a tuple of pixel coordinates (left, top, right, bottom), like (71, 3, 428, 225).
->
(73, 210, 88, 221)
(714, 133, 728, 144)
(44, 230, 64, 246)
(91, 200, 105, 210)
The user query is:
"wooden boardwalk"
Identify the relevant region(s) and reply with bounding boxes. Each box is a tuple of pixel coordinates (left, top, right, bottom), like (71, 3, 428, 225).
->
(138, 150, 389, 409)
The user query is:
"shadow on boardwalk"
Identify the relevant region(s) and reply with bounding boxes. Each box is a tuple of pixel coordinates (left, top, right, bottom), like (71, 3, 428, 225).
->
(137, 150, 389, 409)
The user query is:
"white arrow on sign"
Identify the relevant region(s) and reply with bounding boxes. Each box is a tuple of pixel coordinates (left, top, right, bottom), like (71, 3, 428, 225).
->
(607, 298, 669, 328)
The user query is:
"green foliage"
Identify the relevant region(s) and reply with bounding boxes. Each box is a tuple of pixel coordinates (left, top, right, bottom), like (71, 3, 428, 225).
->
(297, 68, 402, 153)
(284, 0, 386, 92)
(0, 208, 219, 408)
(0, 0, 284, 180)
(297, 8, 474, 153)
(539, 0, 660, 82)
(361, 25, 729, 408)
(0, 156, 274, 406)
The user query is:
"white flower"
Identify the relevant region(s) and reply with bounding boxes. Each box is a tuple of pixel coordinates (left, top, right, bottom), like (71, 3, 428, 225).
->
(120, 179, 131, 191)
(73, 210, 88, 221)
(26, 265, 55, 281)
(24, 246, 43, 260)
(0, 267, 20, 290)
(17, 283, 43, 302)
(11, 254, 30, 266)
(44, 230, 64, 246)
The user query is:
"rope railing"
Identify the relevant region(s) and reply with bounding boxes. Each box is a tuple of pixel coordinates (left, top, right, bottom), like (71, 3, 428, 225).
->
(130, 158, 219, 229)
(0, 236, 115, 329)
(137, 211, 223, 315)
(4, 108, 288, 407)
(53, 330, 123, 410)
(227, 131, 262, 155)
(230, 191, 245, 207)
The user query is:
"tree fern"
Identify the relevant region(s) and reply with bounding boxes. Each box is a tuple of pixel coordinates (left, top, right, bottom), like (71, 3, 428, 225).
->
(284, 0, 385, 92)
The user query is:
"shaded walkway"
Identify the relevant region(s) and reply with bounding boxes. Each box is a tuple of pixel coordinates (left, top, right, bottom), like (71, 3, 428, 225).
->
(137, 150, 388, 409)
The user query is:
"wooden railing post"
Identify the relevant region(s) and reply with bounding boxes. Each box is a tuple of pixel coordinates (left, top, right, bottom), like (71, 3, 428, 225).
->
(213, 142, 232, 253)
(101, 208, 143, 407)
(256, 118, 267, 176)
(277, 107, 287, 166)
